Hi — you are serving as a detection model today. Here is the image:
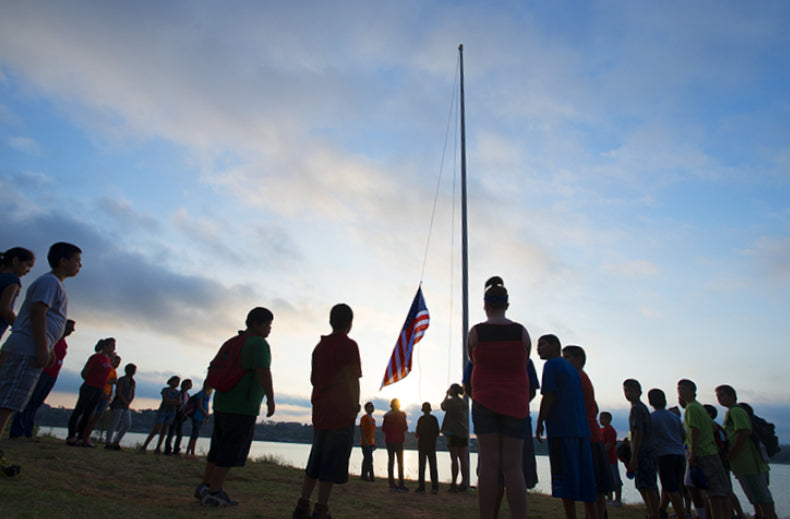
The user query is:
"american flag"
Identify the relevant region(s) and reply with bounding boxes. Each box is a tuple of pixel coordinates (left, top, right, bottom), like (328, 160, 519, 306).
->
(380, 287, 430, 389)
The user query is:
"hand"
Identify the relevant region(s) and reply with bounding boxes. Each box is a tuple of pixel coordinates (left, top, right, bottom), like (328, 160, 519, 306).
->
(535, 421, 544, 443)
(266, 399, 275, 417)
(35, 347, 50, 368)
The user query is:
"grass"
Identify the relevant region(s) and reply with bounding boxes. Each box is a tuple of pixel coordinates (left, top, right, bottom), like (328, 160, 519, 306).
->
(1, 435, 652, 518)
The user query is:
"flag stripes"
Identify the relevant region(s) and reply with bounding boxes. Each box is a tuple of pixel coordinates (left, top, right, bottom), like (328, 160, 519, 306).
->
(380, 287, 430, 389)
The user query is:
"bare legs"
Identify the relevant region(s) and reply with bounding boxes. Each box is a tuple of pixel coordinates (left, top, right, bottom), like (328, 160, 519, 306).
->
(477, 433, 527, 519)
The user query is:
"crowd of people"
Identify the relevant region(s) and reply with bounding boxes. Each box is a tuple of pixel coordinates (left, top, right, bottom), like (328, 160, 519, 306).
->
(0, 244, 779, 519)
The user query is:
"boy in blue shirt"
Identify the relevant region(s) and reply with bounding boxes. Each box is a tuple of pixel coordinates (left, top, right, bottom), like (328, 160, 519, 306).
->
(535, 334, 596, 519)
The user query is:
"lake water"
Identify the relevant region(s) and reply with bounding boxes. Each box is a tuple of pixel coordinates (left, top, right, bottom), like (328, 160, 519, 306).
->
(44, 427, 789, 518)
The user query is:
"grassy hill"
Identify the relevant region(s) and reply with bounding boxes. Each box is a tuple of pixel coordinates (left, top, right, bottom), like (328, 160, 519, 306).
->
(0, 434, 654, 519)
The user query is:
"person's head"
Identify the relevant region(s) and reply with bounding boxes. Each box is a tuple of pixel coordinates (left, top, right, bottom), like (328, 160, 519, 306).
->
(537, 334, 561, 360)
(246, 307, 274, 338)
(111, 355, 121, 369)
(484, 276, 504, 290)
(561, 345, 586, 370)
(63, 319, 76, 338)
(167, 375, 180, 388)
(623, 379, 642, 403)
(599, 411, 612, 426)
(364, 402, 374, 415)
(181, 378, 193, 391)
(329, 303, 353, 333)
(677, 379, 697, 406)
(703, 404, 718, 420)
(124, 363, 137, 376)
(448, 383, 464, 398)
(47, 242, 82, 276)
(483, 283, 509, 313)
(647, 388, 667, 410)
(667, 406, 681, 417)
(95, 337, 116, 355)
(421, 402, 432, 414)
(715, 384, 737, 408)
(390, 398, 400, 411)
(0, 247, 35, 277)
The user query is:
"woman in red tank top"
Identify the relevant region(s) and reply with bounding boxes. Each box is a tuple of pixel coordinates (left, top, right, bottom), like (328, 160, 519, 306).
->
(467, 279, 531, 519)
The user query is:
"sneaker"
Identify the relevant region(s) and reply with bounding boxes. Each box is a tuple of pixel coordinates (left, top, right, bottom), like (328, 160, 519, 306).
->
(82, 440, 96, 448)
(448, 483, 458, 493)
(0, 450, 21, 477)
(201, 488, 238, 507)
(431, 488, 439, 495)
(66, 437, 79, 446)
(609, 500, 622, 508)
(389, 485, 398, 492)
(415, 486, 426, 494)
(291, 505, 311, 519)
(105, 444, 114, 450)
(397, 485, 409, 493)
(194, 482, 209, 500)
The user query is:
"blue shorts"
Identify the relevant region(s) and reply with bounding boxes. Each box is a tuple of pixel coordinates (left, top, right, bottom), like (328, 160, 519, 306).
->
(657, 454, 685, 493)
(635, 451, 658, 491)
(94, 396, 110, 415)
(305, 425, 355, 484)
(472, 401, 529, 440)
(155, 408, 177, 425)
(0, 352, 41, 412)
(548, 437, 597, 503)
(207, 411, 256, 467)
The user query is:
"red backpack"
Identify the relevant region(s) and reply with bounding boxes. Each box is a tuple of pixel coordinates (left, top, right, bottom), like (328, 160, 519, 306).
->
(205, 333, 249, 392)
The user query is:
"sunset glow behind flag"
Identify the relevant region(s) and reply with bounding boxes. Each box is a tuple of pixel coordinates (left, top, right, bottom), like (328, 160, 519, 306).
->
(380, 287, 430, 389)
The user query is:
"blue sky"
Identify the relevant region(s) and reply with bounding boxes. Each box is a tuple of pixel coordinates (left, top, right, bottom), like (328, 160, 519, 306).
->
(1, 1, 789, 439)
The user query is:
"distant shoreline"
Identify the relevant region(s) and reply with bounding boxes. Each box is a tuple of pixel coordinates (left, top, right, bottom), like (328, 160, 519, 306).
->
(32, 403, 790, 464)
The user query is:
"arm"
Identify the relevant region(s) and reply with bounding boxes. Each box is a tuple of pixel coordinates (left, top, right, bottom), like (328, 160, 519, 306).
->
(630, 425, 644, 472)
(81, 356, 94, 380)
(535, 391, 556, 443)
(0, 283, 20, 324)
(688, 426, 700, 464)
(30, 301, 51, 368)
(256, 367, 275, 417)
(728, 429, 750, 460)
(466, 327, 478, 363)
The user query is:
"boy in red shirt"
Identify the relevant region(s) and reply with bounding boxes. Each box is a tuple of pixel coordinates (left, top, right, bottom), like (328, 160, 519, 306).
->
(292, 304, 361, 519)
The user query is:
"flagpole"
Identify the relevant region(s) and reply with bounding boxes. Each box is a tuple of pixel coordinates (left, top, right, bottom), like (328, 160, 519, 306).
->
(458, 43, 471, 488)
(459, 45, 468, 372)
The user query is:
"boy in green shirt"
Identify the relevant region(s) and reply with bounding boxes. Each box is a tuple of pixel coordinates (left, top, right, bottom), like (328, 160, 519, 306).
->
(196, 307, 276, 507)
(677, 379, 731, 519)
(715, 385, 776, 519)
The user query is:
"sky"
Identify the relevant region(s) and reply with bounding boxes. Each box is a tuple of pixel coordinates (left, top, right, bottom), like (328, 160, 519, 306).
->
(1, 1, 789, 440)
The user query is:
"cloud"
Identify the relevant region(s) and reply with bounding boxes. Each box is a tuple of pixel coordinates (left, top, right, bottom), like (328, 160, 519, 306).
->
(9, 136, 39, 154)
(742, 236, 790, 282)
(1, 188, 259, 342)
(604, 260, 660, 279)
